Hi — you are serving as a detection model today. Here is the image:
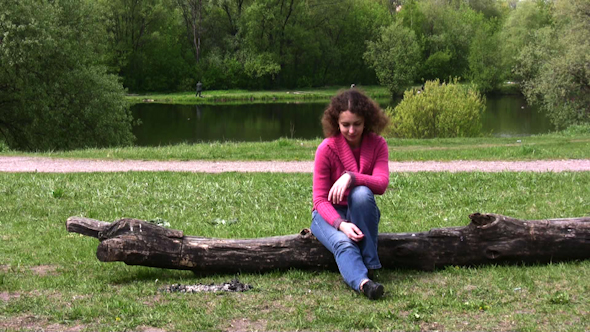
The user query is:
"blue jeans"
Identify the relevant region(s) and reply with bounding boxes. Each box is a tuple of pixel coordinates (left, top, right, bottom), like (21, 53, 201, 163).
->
(311, 186, 381, 291)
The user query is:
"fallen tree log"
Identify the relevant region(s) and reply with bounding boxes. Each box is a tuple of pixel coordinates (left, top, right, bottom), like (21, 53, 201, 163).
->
(65, 213, 590, 272)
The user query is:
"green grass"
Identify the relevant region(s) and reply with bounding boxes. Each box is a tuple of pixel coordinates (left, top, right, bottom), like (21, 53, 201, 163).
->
(3, 131, 590, 161)
(1, 171, 589, 331)
(126, 86, 392, 105)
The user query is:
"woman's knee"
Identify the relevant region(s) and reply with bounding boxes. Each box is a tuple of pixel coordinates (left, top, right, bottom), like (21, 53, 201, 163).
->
(333, 238, 358, 256)
(348, 186, 376, 207)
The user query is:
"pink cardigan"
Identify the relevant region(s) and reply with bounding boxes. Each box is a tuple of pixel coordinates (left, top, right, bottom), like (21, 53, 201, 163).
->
(312, 132, 389, 229)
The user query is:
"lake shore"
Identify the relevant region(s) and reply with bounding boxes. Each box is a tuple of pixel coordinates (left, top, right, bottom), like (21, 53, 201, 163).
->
(125, 86, 392, 105)
(125, 83, 521, 105)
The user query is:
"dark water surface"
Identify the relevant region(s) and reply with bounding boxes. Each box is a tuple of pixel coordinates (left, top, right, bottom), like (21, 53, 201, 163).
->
(131, 95, 553, 146)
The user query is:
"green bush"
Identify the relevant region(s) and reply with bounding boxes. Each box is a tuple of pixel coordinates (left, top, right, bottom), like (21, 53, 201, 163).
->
(0, 140, 9, 153)
(0, 0, 134, 151)
(559, 124, 590, 136)
(385, 79, 485, 138)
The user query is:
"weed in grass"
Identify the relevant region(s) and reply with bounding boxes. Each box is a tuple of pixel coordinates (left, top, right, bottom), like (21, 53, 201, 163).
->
(520, 144, 536, 156)
(548, 291, 570, 304)
(52, 187, 65, 199)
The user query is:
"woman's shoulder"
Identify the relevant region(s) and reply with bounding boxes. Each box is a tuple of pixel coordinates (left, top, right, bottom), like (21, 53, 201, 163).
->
(365, 132, 387, 146)
(315, 136, 338, 161)
(317, 136, 336, 151)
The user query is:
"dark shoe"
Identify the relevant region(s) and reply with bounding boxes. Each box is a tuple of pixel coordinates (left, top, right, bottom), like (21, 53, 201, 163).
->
(361, 280, 384, 300)
(367, 269, 376, 280)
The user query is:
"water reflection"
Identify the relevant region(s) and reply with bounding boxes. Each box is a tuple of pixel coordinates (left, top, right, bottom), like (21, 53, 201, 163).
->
(481, 96, 553, 137)
(131, 95, 553, 146)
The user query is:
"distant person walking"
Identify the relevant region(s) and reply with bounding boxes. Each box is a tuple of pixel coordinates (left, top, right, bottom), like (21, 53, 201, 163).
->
(196, 81, 203, 97)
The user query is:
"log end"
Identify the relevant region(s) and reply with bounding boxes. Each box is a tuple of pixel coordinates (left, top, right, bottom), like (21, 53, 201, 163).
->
(66, 216, 111, 239)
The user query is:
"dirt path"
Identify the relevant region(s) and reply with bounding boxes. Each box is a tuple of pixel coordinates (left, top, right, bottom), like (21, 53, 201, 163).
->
(1, 156, 590, 173)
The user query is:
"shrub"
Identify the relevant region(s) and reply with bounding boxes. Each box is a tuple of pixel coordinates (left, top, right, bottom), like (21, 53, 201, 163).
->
(0, 140, 9, 153)
(559, 124, 590, 136)
(0, 0, 134, 151)
(385, 79, 485, 138)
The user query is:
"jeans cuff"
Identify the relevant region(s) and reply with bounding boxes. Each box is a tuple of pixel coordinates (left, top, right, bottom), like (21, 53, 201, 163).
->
(366, 264, 382, 270)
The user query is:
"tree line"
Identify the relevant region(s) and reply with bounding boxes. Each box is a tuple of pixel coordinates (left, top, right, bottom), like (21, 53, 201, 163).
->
(0, 0, 588, 151)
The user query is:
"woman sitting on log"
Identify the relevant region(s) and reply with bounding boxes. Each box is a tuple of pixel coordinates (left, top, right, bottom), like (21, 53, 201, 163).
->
(311, 89, 390, 300)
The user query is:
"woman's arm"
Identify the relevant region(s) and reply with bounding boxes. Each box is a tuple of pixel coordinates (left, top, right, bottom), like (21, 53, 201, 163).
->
(348, 137, 389, 194)
(313, 144, 346, 229)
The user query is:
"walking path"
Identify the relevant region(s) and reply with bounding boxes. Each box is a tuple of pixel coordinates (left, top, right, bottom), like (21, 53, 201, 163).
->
(1, 156, 590, 173)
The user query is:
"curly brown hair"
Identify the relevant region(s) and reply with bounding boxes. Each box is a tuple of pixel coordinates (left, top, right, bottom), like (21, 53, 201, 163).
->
(321, 89, 389, 137)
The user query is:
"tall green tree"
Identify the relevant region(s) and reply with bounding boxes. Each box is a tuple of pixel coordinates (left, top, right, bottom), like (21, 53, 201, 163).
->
(176, 0, 207, 64)
(395, 0, 485, 82)
(240, 0, 309, 87)
(0, 0, 134, 151)
(515, 0, 590, 129)
(500, 0, 553, 82)
(364, 21, 422, 95)
(310, 0, 391, 86)
(468, 18, 503, 93)
(99, 0, 191, 91)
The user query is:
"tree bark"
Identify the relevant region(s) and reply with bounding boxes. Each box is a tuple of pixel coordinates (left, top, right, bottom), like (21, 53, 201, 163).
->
(65, 213, 590, 273)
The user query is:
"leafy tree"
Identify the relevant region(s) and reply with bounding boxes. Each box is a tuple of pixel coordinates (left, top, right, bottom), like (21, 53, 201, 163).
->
(385, 79, 485, 138)
(515, 0, 590, 129)
(0, 0, 134, 151)
(98, 0, 191, 92)
(364, 21, 422, 95)
(176, 0, 208, 64)
(398, 0, 483, 81)
(500, 0, 553, 82)
(465, 0, 503, 18)
(421, 50, 454, 82)
(304, 0, 391, 86)
(468, 18, 503, 93)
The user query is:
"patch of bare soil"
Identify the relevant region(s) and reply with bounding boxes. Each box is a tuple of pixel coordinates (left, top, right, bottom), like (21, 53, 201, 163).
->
(226, 318, 267, 332)
(0, 315, 85, 332)
(0, 291, 21, 302)
(420, 321, 446, 331)
(45, 323, 85, 332)
(137, 326, 168, 332)
(30, 265, 59, 276)
(142, 294, 168, 307)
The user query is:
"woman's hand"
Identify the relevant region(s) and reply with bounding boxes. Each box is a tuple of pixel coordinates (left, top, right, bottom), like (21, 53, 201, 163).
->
(339, 222, 364, 242)
(328, 173, 352, 204)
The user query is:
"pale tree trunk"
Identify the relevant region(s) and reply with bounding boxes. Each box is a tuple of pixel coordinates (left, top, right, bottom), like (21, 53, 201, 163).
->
(177, 0, 203, 64)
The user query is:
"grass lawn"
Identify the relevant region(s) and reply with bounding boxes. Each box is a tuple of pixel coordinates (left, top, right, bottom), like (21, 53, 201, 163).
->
(1, 171, 589, 331)
(3, 130, 590, 161)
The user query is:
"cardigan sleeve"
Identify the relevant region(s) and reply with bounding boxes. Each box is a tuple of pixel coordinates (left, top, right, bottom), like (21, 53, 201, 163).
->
(312, 142, 346, 229)
(348, 136, 389, 195)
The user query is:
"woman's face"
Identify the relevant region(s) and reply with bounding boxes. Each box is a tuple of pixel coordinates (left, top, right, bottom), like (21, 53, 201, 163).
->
(338, 110, 364, 148)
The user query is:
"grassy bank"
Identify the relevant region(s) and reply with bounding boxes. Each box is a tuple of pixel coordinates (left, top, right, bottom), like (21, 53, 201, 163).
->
(126, 86, 392, 105)
(1, 171, 589, 331)
(3, 131, 590, 161)
(125, 82, 521, 105)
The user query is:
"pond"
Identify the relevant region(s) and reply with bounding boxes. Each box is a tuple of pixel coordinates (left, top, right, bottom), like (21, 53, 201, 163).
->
(131, 95, 554, 146)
